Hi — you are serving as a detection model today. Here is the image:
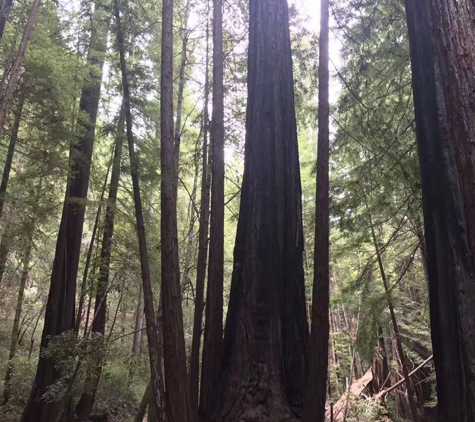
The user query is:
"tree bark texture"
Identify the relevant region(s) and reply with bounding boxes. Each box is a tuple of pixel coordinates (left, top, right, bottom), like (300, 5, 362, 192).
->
(199, 0, 224, 420)
(75, 106, 125, 419)
(405, 0, 475, 420)
(0, 93, 25, 220)
(0, 0, 41, 135)
(160, 0, 192, 420)
(215, 1, 308, 420)
(21, 2, 108, 420)
(189, 9, 211, 414)
(303, 0, 329, 420)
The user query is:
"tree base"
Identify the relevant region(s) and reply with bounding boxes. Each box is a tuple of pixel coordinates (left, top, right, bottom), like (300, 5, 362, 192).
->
(217, 364, 301, 422)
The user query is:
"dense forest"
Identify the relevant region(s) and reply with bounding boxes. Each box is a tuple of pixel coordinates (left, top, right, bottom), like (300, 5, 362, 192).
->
(0, 0, 473, 421)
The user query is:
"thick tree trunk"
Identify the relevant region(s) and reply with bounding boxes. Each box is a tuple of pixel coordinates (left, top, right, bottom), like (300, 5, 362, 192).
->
(0, 0, 13, 40)
(20, 2, 108, 420)
(215, 1, 308, 421)
(0, 0, 41, 135)
(404, 0, 475, 420)
(199, 0, 224, 420)
(303, 0, 330, 420)
(114, 0, 164, 417)
(74, 106, 125, 419)
(0, 93, 25, 220)
(2, 224, 34, 404)
(189, 10, 211, 414)
(160, 0, 192, 420)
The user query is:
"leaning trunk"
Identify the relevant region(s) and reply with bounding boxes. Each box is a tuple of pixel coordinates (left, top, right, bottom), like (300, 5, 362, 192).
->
(114, 0, 164, 416)
(0, 0, 41, 135)
(215, 1, 308, 420)
(404, 0, 475, 419)
(2, 224, 34, 404)
(0, 93, 25, 220)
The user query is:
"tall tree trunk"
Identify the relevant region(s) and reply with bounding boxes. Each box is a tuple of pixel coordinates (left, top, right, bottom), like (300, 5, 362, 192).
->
(20, 2, 109, 420)
(113, 0, 164, 417)
(405, 0, 475, 420)
(160, 0, 192, 420)
(0, 0, 41, 135)
(215, 1, 308, 420)
(2, 222, 34, 404)
(0, 0, 13, 40)
(189, 6, 211, 413)
(303, 0, 330, 420)
(0, 92, 25, 220)
(199, 0, 224, 420)
(74, 106, 125, 419)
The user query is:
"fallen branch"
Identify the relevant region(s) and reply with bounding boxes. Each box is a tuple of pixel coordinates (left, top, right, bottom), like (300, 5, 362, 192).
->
(375, 355, 433, 399)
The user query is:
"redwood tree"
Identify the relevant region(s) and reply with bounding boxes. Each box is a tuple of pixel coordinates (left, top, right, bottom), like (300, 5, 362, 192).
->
(304, 0, 330, 420)
(160, 0, 192, 420)
(199, 0, 224, 420)
(215, 0, 308, 420)
(21, 2, 109, 420)
(405, 0, 475, 419)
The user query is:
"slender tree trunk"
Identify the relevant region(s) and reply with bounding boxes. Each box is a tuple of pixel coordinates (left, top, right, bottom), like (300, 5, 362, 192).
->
(0, 228, 9, 285)
(2, 223, 34, 404)
(74, 106, 125, 419)
(28, 301, 45, 360)
(215, 1, 308, 420)
(132, 284, 145, 357)
(180, 151, 199, 292)
(303, 0, 330, 420)
(405, 0, 475, 419)
(114, 0, 164, 416)
(0, 93, 25, 220)
(368, 215, 418, 421)
(0, 0, 41, 135)
(0, 0, 14, 40)
(199, 0, 224, 420)
(135, 382, 152, 422)
(189, 7, 211, 412)
(160, 0, 192, 419)
(21, 2, 109, 420)
(75, 149, 114, 333)
(173, 0, 191, 176)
